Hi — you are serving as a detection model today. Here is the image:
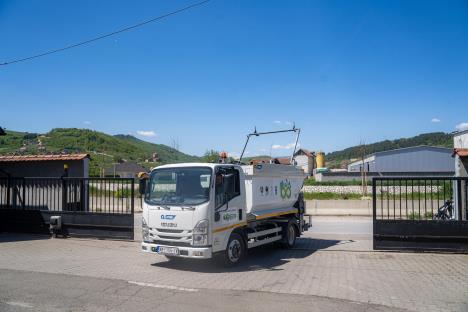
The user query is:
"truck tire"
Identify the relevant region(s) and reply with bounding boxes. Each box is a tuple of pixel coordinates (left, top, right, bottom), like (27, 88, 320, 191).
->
(282, 220, 297, 248)
(221, 232, 245, 266)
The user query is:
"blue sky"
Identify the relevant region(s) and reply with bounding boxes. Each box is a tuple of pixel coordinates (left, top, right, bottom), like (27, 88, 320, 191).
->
(1, 0, 467, 157)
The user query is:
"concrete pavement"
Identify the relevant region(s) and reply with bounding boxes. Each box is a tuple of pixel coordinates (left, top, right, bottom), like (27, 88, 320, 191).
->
(0, 217, 467, 312)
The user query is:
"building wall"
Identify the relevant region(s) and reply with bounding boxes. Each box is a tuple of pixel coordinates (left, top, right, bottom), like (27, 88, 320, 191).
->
(454, 131, 468, 178)
(454, 131, 468, 149)
(0, 159, 88, 178)
(295, 155, 313, 175)
(315, 171, 455, 182)
(349, 148, 453, 173)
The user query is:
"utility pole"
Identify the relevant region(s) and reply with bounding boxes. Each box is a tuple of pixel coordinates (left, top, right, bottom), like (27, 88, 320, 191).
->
(360, 140, 367, 197)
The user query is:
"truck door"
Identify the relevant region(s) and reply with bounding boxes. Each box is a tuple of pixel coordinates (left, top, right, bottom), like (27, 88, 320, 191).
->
(213, 167, 244, 250)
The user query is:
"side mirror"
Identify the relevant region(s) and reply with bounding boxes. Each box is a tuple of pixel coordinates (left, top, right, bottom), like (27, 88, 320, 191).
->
(138, 172, 149, 196)
(139, 178, 147, 196)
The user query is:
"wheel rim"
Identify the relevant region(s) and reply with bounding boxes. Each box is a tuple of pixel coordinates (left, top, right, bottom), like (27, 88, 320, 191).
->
(288, 225, 295, 245)
(228, 239, 242, 262)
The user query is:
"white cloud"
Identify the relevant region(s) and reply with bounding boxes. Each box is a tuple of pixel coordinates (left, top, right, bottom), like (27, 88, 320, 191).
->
(431, 118, 440, 123)
(83, 121, 91, 125)
(271, 142, 299, 150)
(455, 122, 468, 131)
(273, 120, 293, 126)
(137, 130, 157, 137)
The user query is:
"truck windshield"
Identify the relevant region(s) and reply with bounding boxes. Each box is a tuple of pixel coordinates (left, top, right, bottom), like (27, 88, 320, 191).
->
(146, 167, 212, 206)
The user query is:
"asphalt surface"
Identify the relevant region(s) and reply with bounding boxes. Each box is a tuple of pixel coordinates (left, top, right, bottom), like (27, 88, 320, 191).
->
(0, 269, 404, 312)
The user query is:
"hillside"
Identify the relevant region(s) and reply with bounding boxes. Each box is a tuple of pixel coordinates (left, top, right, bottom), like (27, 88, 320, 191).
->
(326, 132, 453, 168)
(0, 128, 200, 175)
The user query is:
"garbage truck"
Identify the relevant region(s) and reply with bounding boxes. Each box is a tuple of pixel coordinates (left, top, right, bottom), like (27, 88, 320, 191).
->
(139, 127, 309, 265)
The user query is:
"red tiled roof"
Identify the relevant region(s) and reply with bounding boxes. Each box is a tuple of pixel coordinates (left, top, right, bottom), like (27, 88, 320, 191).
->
(0, 154, 90, 162)
(274, 157, 291, 165)
(294, 148, 314, 157)
(453, 148, 468, 157)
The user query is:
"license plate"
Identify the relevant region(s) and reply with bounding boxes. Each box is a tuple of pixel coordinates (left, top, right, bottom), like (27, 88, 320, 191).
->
(154, 246, 179, 256)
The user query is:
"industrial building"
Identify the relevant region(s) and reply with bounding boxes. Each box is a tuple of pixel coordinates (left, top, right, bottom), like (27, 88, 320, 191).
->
(347, 146, 454, 173)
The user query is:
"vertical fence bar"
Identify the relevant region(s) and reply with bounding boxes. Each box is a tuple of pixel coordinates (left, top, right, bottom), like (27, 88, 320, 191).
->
(405, 179, 408, 219)
(457, 179, 462, 221)
(131, 179, 135, 215)
(6, 177, 11, 209)
(424, 179, 427, 219)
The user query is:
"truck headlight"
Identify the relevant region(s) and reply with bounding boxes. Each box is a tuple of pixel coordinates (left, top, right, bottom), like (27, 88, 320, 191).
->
(142, 217, 149, 242)
(193, 219, 208, 246)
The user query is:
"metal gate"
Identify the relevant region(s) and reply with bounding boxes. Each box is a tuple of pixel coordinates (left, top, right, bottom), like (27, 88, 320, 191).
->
(372, 177, 468, 252)
(0, 177, 135, 240)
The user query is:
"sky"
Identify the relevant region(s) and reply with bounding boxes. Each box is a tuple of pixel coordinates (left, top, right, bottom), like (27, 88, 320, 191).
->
(1, 0, 468, 157)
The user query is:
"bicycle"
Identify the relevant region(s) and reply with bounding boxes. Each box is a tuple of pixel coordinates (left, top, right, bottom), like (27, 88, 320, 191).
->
(433, 199, 454, 220)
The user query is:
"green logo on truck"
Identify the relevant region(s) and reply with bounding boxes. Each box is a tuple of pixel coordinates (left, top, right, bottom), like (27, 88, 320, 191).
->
(280, 180, 292, 199)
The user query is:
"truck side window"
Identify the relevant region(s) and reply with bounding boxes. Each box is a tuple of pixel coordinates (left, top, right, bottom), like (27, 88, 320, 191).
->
(215, 168, 240, 209)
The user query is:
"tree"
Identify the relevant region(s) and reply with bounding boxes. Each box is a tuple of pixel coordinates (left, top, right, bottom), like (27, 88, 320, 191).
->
(203, 150, 220, 163)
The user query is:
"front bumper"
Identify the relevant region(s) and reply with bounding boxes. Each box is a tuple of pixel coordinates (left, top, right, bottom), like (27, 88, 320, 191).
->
(141, 242, 212, 259)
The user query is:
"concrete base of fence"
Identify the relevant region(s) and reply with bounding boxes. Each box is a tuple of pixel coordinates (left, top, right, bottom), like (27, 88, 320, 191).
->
(306, 200, 372, 216)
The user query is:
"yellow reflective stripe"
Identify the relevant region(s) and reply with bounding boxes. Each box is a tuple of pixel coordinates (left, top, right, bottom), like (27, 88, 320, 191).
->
(212, 222, 247, 233)
(255, 209, 298, 220)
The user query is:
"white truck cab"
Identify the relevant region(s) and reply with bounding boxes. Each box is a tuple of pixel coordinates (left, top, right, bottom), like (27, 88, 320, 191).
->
(140, 161, 309, 266)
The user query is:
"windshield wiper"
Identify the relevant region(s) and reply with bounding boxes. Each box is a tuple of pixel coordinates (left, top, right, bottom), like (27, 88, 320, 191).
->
(181, 205, 195, 211)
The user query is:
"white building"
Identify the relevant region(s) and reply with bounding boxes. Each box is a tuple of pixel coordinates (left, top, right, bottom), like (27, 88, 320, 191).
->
(294, 149, 315, 176)
(453, 129, 468, 177)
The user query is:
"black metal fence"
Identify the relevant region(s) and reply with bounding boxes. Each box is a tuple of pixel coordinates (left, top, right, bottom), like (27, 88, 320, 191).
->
(373, 177, 468, 252)
(0, 177, 135, 239)
(0, 177, 134, 214)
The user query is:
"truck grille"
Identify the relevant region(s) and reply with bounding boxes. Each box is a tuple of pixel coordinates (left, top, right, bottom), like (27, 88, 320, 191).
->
(151, 240, 192, 247)
(149, 228, 192, 246)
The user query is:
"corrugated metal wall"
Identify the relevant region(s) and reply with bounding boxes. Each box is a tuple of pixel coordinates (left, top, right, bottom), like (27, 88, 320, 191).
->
(375, 148, 453, 172)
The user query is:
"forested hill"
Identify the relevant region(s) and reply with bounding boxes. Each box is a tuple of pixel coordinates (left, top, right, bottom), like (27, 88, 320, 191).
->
(326, 132, 453, 168)
(0, 128, 200, 175)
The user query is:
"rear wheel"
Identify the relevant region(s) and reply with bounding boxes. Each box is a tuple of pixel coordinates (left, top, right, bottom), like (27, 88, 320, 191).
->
(221, 233, 245, 266)
(282, 220, 297, 248)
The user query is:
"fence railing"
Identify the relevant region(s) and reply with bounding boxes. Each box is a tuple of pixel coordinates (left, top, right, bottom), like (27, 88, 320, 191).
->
(372, 177, 467, 221)
(0, 177, 134, 215)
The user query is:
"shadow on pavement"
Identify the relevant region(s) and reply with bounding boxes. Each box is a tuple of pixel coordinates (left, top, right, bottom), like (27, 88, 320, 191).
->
(0, 233, 50, 243)
(151, 237, 344, 273)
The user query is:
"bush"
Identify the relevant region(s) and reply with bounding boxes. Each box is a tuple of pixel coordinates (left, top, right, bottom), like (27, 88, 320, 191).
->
(115, 188, 132, 198)
(303, 192, 363, 200)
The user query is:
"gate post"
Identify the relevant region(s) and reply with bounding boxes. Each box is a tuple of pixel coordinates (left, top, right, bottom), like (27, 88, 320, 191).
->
(62, 178, 67, 211)
(372, 178, 377, 250)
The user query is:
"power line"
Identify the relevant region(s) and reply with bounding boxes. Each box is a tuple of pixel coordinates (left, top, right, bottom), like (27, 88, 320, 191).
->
(0, 0, 210, 66)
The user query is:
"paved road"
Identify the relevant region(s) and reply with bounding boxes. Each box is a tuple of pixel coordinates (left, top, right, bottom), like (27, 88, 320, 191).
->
(0, 269, 402, 312)
(0, 217, 467, 312)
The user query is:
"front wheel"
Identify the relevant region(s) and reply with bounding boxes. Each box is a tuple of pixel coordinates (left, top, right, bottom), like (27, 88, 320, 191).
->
(220, 233, 245, 266)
